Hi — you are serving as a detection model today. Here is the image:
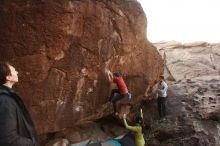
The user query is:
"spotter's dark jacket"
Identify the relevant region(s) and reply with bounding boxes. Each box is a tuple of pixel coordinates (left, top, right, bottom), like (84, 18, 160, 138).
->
(0, 85, 38, 146)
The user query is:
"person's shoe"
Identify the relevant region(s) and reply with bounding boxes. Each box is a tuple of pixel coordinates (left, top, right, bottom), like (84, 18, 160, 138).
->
(159, 117, 167, 122)
(162, 118, 167, 122)
(107, 96, 112, 101)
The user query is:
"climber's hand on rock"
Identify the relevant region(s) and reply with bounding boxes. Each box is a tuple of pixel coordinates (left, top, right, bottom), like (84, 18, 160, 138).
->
(105, 69, 113, 81)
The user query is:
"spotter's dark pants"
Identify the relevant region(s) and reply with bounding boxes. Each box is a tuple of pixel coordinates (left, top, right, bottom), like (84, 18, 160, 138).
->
(157, 96, 166, 119)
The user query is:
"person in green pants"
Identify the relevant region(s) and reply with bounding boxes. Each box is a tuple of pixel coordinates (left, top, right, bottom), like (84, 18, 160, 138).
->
(123, 114, 145, 146)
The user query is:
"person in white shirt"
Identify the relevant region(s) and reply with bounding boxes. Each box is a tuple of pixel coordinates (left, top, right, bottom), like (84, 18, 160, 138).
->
(156, 75, 168, 120)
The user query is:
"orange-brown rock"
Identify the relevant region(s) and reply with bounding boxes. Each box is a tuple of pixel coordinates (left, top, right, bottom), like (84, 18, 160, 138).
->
(0, 0, 163, 134)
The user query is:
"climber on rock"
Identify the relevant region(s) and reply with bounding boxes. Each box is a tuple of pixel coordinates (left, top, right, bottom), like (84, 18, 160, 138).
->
(106, 70, 129, 115)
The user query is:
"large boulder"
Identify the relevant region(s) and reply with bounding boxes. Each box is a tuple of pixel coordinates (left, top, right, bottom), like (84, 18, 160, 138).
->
(0, 0, 163, 134)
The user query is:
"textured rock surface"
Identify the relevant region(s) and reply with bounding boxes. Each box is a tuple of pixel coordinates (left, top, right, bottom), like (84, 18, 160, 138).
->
(155, 41, 220, 81)
(0, 0, 163, 134)
(146, 42, 220, 145)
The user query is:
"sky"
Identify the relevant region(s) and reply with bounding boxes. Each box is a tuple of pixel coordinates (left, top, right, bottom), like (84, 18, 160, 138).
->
(137, 0, 220, 43)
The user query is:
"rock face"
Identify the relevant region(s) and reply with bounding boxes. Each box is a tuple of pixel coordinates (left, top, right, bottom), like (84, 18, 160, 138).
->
(0, 0, 163, 134)
(148, 42, 220, 145)
(156, 41, 220, 81)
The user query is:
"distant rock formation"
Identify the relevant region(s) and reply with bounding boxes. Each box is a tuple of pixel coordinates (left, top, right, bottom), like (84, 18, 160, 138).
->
(0, 0, 163, 134)
(155, 41, 220, 81)
(148, 41, 220, 145)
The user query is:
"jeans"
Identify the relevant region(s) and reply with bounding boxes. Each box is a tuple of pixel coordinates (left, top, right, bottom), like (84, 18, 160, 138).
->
(109, 89, 127, 112)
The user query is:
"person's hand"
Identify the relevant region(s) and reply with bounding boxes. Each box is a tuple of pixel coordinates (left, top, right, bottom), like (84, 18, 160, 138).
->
(105, 69, 113, 81)
(146, 86, 150, 92)
(145, 86, 150, 97)
(123, 114, 126, 119)
(140, 108, 143, 119)
(105, 69, 110, 75)
(109, 71, 113, 77)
